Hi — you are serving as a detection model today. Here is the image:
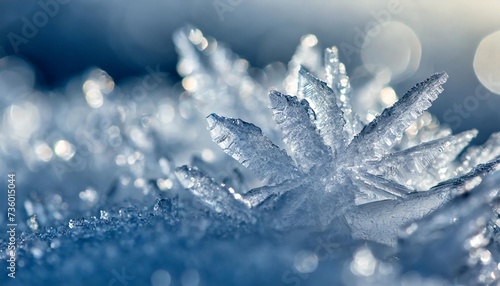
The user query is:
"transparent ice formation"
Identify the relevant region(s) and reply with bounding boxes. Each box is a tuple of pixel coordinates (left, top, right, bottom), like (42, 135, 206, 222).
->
(0, 26, 500, 286)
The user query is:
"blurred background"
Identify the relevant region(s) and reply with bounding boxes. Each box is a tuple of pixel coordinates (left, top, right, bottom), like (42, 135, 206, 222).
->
(1, 0, 500, 143)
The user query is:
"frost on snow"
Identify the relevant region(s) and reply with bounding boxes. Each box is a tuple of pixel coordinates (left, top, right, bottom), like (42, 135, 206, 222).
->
(1, 26, 500, 286)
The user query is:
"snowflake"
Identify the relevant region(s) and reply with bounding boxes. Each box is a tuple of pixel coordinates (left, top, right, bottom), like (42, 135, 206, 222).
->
(175, 27, 500, 249)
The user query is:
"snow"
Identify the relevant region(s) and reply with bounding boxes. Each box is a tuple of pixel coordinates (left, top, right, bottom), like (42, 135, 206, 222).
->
(1, 26, 500, 285)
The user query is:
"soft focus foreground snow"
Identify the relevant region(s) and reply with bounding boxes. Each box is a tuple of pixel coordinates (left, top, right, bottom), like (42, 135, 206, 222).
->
(1, 27, 500, 286)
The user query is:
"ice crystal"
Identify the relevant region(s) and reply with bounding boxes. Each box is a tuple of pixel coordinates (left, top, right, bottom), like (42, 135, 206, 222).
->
(0, 26, 500, 286)
(173, 27, 500, 284)
(177, 51, 497, 240)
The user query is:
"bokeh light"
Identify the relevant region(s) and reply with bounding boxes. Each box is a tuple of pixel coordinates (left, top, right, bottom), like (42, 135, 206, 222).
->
(361, 21, 421, 82)
(473, 30, 500, 95)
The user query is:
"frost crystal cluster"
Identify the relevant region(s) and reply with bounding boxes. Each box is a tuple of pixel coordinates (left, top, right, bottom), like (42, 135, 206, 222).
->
(1, 26, 500, 286)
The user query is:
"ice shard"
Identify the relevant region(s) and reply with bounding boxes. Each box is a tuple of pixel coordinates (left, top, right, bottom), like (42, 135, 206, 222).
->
(349, 72, 449, 161)
(207, 113, 300, 185)
(269, 90, 332, 172)
(297, 67, 346, 154)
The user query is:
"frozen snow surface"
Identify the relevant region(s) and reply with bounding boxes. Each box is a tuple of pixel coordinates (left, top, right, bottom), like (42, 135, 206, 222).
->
(1, 26, 500, 285)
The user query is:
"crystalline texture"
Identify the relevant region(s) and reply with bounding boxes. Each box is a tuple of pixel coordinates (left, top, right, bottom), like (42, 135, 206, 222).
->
(269, 90, 332, 172)
(346, 158, 500, 246)
(460, 132, 500, 172)
(284, 35, 322, 95)
(183, 68, 494, 240)
(207, 113, 300, 185)
(399, 172, 500, 280)
(175, 165, 254, 222)
(354, 170, 414, 201)
(417, 129, 478, 188)
(367, 129, 477, 190)
(324, 46, 362, 141)
(349, 72, 449, 161)
(297, 67, 346, 155)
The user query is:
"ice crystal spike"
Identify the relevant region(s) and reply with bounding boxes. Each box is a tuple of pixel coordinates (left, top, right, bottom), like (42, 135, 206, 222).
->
(269, 90, 332, 171)
(324, 47, 361, 141)
(355, 170, 413, 199)
(206, 113, 299, 185)
(242, 179, 301, 208)
(175, 165, 253, 221)
(407, 169, 500, 242)
(349, 72, 449, 161)
(399, 173, 500, 280)
(440, 129, 479, 162)
(431, 157, 500, 192)
(324, 46, 344, 95)
(347, 158, 500, 246)
(416, 129, 478, 189)
(461, 132, 500, 169)
(345, 191, 453, 246)
(368, 129, 477, 190)
(297, 66, 346, 154)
